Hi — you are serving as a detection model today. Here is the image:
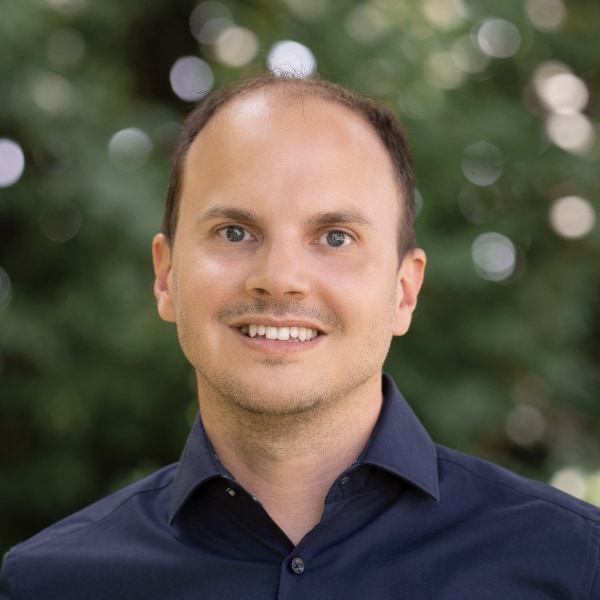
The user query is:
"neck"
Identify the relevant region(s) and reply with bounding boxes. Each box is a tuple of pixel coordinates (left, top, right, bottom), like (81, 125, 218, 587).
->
(197, 380, 383, 545)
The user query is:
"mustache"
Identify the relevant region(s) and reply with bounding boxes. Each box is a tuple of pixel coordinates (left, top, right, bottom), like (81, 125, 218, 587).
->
(217, 301, 341, 331)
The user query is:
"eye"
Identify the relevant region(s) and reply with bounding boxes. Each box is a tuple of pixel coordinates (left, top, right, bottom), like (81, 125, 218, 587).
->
(218, 225, 253, 243)
(320, 230, 352, 248)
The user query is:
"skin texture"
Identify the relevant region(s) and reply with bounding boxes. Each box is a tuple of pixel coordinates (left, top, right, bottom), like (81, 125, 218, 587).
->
(152, 90, 426, 543)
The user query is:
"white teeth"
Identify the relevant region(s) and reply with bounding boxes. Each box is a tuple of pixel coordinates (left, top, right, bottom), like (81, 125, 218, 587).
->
(243, 324, 318, 341)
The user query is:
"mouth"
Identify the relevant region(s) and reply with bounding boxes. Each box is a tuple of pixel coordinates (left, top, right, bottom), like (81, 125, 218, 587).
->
(239, 324, 320, 342)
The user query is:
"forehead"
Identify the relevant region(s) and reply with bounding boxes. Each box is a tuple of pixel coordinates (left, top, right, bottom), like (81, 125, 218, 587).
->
(179, 89, 401, 225)
(188, 89, 395, 175)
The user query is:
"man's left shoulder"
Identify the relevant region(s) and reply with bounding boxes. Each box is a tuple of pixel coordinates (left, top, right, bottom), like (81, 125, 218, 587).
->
(436, 444, 600, 524)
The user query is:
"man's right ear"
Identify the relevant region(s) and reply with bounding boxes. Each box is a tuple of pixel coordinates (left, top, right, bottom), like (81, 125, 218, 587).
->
(152, 233, 176, 323)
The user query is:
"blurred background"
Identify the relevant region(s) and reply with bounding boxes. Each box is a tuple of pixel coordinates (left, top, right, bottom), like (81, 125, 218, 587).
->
(1, 0, 599, 553)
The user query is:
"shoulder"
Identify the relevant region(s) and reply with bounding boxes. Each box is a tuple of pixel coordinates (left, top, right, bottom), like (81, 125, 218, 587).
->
(434, 445, 600, 594)
(6, 463, 177, 555)
(0, 464, 179, 599)
(436, 443, 600, 527)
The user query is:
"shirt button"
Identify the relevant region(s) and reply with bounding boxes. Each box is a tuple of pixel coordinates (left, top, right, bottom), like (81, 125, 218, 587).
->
(290, 557, 305, 574)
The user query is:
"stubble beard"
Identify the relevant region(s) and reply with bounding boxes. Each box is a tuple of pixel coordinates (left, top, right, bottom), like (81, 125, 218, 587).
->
(186, 324, 394, 451)
(195, 365, 383, 457)
(174, 280, 399, 443)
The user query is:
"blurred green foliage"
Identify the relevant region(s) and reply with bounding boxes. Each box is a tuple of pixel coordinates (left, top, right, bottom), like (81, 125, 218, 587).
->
(1, 0, 599, 553)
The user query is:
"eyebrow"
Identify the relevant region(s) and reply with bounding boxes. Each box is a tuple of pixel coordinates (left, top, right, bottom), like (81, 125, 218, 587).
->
(306, 208, 374, 229)
(198, 206, 262, 225)
(197, 205, 373, 229)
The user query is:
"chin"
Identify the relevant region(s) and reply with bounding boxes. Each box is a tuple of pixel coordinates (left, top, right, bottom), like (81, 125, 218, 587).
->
(208, 372, 329, 417)
(234, 393, 326, 417)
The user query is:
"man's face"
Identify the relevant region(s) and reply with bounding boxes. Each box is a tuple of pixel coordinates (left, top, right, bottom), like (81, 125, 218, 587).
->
(153, 91, 425, 415)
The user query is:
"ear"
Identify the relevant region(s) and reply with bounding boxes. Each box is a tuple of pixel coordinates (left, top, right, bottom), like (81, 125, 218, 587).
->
(392, 248, 426, 336)
(152, 233, 176, 323)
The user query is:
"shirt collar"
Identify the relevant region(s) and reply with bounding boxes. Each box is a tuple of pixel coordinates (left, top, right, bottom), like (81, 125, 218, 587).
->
(360, 374, 439, 501)
(169, 373, 439, 523)
(168, 415, 225, 524)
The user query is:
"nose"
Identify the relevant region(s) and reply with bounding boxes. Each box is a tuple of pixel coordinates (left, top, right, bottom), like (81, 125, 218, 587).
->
(244, 240, 311, 300)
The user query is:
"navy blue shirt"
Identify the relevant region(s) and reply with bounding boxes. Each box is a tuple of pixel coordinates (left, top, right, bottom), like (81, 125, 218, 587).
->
(2, 375, 599, 598)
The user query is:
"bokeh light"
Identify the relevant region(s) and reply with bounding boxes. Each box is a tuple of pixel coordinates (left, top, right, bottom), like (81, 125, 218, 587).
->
(525, 0, 567, 32)
(531, 61, 595, 154)
(421, 0, 464, 31)
(461, 141, 504, 186)
(476, 19, 521, 59)
(414, 189, 424, 217)
(532, 60, 571, 95)
(545, 113, 595, 154)
(537, 73, 589, 114)
(108, 128, 153, 171)
(344, 3, 390, 43)
(214, 26, 259, 67)
(190, 2, 233, 44)
(0, 139, 26, 188)
(0, 267, 12, 313)
(39, 202, 82, 243)
(47, 27, 86, 67)
(280, 0, 328, 21)
(398, 80, 445, 120)
(267, 41, 316, 77)
(452, 35, 490, 74)
(549, 195, 596, 239)
(586, 473, 600, 506)
(169, 56, 214, 101)
(550, 467, 587, 499)
(471, 232, 517, 282)
(31, 72, 74, 115)
(551, 469, 600, 504)
(505, 404, 546, 446)
(424, 51, 466, 90)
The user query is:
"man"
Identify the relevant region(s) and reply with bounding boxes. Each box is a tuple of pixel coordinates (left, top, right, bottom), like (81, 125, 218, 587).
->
(1, 74, 599, 598)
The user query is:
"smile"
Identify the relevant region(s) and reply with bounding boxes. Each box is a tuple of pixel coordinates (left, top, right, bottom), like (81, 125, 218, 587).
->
(239, 324, 320, 342)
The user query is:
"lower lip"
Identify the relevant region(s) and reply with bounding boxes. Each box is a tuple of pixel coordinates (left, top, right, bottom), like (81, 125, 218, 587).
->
(232, 327, 322, 354)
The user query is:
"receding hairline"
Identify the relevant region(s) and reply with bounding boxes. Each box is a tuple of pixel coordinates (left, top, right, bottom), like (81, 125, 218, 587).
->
(183, 87, 404, 194)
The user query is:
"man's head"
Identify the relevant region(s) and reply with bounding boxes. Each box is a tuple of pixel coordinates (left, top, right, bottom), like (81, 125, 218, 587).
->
(152, 75, 425, 416)
(161, 73, 417, 260)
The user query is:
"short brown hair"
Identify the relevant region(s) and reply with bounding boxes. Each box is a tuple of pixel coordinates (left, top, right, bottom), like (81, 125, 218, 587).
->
(161, 73, 416, 258)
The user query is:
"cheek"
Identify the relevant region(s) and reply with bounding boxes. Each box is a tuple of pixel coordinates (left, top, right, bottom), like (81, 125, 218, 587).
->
(175, 261, 249, 333)
(179, 250, 248, 293)
(319, 259, 398, 320)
